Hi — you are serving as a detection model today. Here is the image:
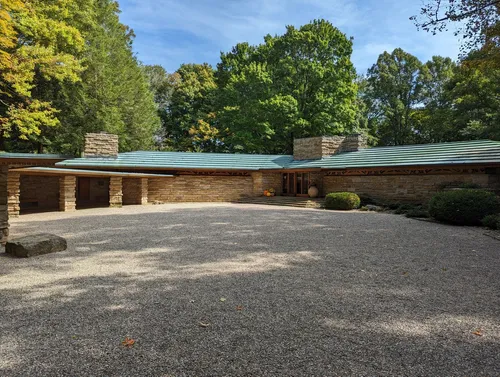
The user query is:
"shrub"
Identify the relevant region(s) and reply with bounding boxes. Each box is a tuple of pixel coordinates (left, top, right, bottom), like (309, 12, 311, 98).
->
(428, 189, 500, 225)
(482, 214, 500, 230)
(405, 208, 430, 218)
(325, 192, 361, 210)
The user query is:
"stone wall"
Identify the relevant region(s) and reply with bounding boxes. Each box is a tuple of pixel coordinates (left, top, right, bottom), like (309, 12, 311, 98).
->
(20, 175, 60, 210)
(84, 133, 119, 157)
(293, 135, 366, 160)
(7, 172, 20, 217)
(323, 173, 496, 203)
(148, 175, 253, 203)
(251, 172, 282, 196)
(59, 176, 76, 211)
(109, 177, 123, 207)
(123, 178, 148, 205)
(0, 166, 8, 243)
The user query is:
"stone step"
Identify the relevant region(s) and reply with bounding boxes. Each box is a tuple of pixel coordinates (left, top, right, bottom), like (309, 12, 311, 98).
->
(235, 196, 325, 209)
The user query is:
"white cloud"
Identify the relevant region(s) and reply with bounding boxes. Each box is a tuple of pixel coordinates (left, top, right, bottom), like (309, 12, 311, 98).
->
(119, 0, 463, 73)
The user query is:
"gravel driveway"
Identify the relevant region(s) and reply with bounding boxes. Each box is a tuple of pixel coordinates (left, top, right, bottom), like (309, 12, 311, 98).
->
(1, 203, 499, 376)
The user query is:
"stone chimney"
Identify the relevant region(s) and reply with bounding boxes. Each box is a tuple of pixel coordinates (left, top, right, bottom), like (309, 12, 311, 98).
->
(293, 134, 366, 160)
(84, 133, 119, 158)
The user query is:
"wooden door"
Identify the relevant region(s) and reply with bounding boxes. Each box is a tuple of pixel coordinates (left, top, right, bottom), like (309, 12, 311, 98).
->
(78, 177, 90, 201)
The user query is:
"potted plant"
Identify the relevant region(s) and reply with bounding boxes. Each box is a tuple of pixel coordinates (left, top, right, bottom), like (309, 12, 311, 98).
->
(268, 188, 276, 197)
(263, 189, 269, 196)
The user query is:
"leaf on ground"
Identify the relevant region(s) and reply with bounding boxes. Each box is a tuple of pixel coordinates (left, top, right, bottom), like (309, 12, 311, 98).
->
(402, 271, 408, 276)
(122, 337, 136, 348)
(441, 267, 448, 271)
(236, 305, 243, 311)
(220, 297, 226, 302)
(472, 329, 483, 336)
(199, 322, 210, 328)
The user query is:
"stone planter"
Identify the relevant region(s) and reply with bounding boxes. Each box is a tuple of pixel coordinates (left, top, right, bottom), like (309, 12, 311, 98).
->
(308, 185, 319, 198)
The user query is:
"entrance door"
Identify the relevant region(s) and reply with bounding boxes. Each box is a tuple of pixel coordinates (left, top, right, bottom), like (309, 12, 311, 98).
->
(282, 172, 310, 196)
(78, 177, 90, 201)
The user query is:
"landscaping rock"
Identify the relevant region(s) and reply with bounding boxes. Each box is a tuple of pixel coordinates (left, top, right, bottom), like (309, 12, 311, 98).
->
(5, 233, 67, 258)
(365, 204, 384, 211)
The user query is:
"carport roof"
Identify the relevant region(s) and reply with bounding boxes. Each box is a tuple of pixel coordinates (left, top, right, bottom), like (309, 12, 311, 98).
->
(11, 167, 174, 178)
(54, 139, 500, 171)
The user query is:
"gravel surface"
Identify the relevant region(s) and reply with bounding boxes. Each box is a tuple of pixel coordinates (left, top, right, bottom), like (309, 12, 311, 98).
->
(1, 203, 499, 376)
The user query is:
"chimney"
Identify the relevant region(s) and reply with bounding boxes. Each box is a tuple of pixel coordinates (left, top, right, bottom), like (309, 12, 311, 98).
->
(293, 134, 366, 160)
(83, 133, 119, 158)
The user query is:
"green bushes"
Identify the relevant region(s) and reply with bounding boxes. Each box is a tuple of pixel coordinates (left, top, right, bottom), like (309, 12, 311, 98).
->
(429, 189, 500, 225)
(325, 192, 361, 210)
(482, 214, 500, 230)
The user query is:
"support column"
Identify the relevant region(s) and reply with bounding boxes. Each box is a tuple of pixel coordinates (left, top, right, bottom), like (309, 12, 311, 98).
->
(251, 172, 263, 196)
(109, 177, 122, 207)
(59, 176, 76, 212)
(7, 171, 20, 217)
(0, 166, 9, 244)
(139, 178, 148, 205)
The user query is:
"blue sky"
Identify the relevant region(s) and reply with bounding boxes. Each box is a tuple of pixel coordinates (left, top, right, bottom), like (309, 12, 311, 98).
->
(119, 0, 462, 75)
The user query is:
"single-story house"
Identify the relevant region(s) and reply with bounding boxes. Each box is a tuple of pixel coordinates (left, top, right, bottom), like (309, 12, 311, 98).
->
(1, 132, 499, 241)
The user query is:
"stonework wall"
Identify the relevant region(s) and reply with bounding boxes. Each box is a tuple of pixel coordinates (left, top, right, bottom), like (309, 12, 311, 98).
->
(251, 172, 282, 196)
(84, 133, 119, 157)
(109, 177, 123, 207)
(59, 176, 76, 211)
(20, 175, 60, 210)
(293, 135, 366, 160)
(148, 175, 253, 203)
(7, 172, 20, 217)
(323, 173, 494, 203)
(0, 166, 9, 243)
(123, 178, 148, 205)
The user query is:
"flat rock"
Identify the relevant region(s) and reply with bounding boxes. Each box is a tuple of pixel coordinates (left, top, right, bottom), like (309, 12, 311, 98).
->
(5, 233, 67, 258)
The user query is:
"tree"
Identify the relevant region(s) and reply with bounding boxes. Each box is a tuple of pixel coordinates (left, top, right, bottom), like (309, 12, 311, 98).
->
(217, 19, 357, 154)
(446, 56, 500, 140)
(45, 0, 159, 154)
(411, 0, 500, 53)
(412, 56, 457, 143)
(0, 0, 84, 150)
(366, 48, 424, 145)
(159, 63, 219, 151)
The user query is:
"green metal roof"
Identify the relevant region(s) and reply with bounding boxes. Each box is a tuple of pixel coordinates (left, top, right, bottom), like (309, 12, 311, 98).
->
(56, 151, 292, 171)
(55, 140, 500, 171)
(288, 139, 500, 169)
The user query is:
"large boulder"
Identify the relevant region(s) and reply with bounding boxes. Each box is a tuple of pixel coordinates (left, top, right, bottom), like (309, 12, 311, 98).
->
(5, 233, 67, 258)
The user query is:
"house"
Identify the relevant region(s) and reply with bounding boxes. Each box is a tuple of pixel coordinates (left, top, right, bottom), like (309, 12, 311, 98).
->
(1, 132, 500, 241)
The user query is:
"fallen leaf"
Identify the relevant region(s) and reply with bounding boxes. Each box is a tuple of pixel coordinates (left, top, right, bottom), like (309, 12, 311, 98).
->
(236, 305, 243, 311)
(402, 271, 408, 276)
(472, 329, 483, 336)
(122, 337, 136, 348)
(199, 322, 210, 328)
(441, 267, 448, 271)
(220, 297, 226, 302)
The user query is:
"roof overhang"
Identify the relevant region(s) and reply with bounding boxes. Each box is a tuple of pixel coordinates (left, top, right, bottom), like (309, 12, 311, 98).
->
(10, 167, 174, 178)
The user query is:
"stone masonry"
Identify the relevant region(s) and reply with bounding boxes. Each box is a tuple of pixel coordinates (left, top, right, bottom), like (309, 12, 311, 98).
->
(123, 178, 148, 205)
(84, 133, 119, 157)
(7, 171, 20, 217)
(148, 176, 252, 203)
(0, 166, 9, 243)
(251, 172, 282, 196)
(59, 176, 76, 211)
(293, 134, 366, 160)
(323, 173, 493, 203)
(109, 177, 123, 207)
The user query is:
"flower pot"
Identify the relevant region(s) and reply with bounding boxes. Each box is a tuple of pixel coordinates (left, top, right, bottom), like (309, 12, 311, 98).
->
(308, 185, 319, 198)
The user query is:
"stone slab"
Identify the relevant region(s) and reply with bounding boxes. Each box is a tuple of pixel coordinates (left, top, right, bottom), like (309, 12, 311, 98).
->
(5, 233, 67, 258)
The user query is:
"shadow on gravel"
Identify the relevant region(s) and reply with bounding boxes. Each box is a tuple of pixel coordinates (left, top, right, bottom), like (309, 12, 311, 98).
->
(1, 206, 499, 376)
